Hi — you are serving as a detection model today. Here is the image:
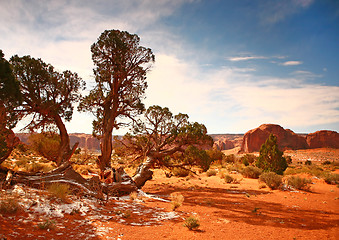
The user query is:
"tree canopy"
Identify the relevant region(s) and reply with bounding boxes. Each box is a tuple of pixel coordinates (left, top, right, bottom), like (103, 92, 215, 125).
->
(0, 50, 22, 163)
(10, 55, 85, 165)
(255, 133, 288, 175)
(78, 29, 155, 173)
(117, 105, 213, 188)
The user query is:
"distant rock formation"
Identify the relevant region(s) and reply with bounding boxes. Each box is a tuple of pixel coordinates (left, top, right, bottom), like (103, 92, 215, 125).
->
(240, 124, 308, 153)
(16, 133, 101, 151)
(306, 130, 339, 149)
(213, 139, 234, 150)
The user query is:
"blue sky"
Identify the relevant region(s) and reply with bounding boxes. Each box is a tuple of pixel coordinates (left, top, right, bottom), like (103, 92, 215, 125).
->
(1, 0, 338, 134)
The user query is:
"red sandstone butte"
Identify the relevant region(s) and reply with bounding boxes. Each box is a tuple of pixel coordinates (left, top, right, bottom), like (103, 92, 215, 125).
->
(306, 130, 339, 149)
(240, 124, 308, 153)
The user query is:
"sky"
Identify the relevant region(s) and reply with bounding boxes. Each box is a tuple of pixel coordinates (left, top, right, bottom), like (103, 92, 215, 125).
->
(1, 0, 339, 134)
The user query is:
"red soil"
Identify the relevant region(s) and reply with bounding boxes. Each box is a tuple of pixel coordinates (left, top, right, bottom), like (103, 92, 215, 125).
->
(1, 149, 338, 240)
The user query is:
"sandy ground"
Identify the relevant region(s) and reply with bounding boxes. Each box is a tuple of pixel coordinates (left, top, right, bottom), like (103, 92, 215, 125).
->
(0, 149, 338, 240)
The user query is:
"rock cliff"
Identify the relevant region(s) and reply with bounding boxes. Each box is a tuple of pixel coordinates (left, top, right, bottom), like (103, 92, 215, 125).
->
(240, 124, 308, 153)
(306, 130, 339, 149)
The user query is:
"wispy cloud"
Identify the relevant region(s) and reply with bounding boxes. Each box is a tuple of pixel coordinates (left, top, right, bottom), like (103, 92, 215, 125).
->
(281, 61, 303, 66)
(145, 54, 339, 133)
(259, 0, 314, 25)
(228, 56, 268, 62)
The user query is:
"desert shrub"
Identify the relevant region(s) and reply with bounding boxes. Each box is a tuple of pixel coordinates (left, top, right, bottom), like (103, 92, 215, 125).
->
(305, 160, 312, 166)
(242, 166, 262, 179)
(206, 169, 217, 177)
(241, 154, 257, 166)
(286, 176, 311, 191)
(0, 194, 21, 213)
(28, 132, 61, 163)
(184, 146, 212, 172)
(255, 134, 288, 175)
(48, 183, 70, 201)
(184, 215, 200, 230)
(259, 172, 282, 190)
(322, 173, 339, 185)
(227, 163, 244, 173)
(284, 165, 325, 178)
(38, 220, 55, 230)
(172, 167, 190, 177)
(206, 149, 224, 162)
(224, 154, 236, 163)
(170, 192, 184, 211)
(224, 174, 234, 183)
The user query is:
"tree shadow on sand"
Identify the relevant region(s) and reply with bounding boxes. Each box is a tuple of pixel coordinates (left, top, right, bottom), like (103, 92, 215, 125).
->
(151, 186, 339, 231)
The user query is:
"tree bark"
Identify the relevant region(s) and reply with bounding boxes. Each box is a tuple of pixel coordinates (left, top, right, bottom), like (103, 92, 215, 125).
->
(54, 114, 78, 165)
(132, 156, 155, 189)
(0, 162, 137, 198)
(98, 130, 113, 173)
(0, 128, 20, 165)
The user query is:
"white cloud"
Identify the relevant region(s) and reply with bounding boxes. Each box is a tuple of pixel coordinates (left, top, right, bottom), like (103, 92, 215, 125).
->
(281, 61, 303, 66)
(228, 56, 268, 62)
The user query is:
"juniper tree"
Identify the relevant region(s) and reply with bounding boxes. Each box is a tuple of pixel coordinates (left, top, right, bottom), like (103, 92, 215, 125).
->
(10, 55, 85, 165)
(79, 29, 155, 174)
(116, 105, 213, 188)
(0, 50, 22, 164)
(255, 133, 288, 175)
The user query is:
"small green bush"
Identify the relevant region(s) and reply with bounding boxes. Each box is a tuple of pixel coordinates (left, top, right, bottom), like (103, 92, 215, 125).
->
(287, 176, 311, 191)
(38, 220, 55, 230)
(259, 172, 282, 190)
(172, 167, 190, 177)
(224, 174, 234, 183)
(206, 169, 217, 177)
(224, 154, 236, 163)
(184, 215, 200, 230)
(241, 154, 257, 166)
(48, 183, 70, 201)
(242, 166, 262, 179)
(323, 173, 339, 185)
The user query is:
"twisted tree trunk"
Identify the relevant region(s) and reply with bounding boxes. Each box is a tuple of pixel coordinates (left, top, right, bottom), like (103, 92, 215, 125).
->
(132, 156, 155, 189)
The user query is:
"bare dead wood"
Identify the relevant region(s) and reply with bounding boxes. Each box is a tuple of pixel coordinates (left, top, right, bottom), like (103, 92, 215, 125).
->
(0, 161, 137, 198)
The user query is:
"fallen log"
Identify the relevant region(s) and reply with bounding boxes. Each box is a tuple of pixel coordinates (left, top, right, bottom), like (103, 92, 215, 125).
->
(0, 162, 138, 198)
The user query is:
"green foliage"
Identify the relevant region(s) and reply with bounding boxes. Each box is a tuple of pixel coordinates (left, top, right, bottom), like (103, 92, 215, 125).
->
(223, 154, 236, 163)
(259, 172, 282, 190)
(206, 149, 224, 162)
(38, 220, 55, 230)
(79, 29, 154, 137)
(255, 134, 288, 175)
(242, 166, 263, 179)
(286, 176, 311, 191)
(10, 54, 85, 130)
(184, 215, 200, 230)
(0, 50, 22, 129)
(322, 173, 339, 185)
(28, 132, 61, 163)
(184, 146, 212, 172)
(241, 154, 257, 166)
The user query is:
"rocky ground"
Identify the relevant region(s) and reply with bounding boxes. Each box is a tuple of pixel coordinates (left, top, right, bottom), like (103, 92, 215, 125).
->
(0, 148, 338, 240)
